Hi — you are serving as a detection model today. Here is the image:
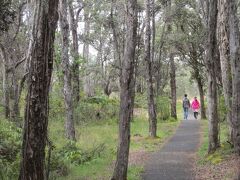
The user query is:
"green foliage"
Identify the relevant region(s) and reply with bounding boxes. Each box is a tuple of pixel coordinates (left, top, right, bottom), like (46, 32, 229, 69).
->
(218, 94, 227, 123)
(134, 93, 147, 109)
(0, 156, 20, 180)
(197, 120, 233, 166)
(49, 152, 69, 178)
(130, 112, 179, 151)
(49, 90, 65, 119)
(0, 119, 22, 179)
(156, 96, 171, 120)
(167, 117, 178, 122)
(0, 120, 21, 161)
(47, 106, 180, 179)
(56, 141, 105, 165)
(74, 96, 119, 124)
(49, 141, 106, 179)
(128, 165, 144, 180)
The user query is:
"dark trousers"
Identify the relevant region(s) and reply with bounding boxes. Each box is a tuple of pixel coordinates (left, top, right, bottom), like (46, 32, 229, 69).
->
(194, 112, 198, 119)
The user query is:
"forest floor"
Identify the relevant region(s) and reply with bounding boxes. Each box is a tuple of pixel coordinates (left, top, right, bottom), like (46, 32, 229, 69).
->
(141, 114, 200, 180)
(194, 120, 240, 180)
(194, 154, 240, 180)
(50, 107, 181, 180)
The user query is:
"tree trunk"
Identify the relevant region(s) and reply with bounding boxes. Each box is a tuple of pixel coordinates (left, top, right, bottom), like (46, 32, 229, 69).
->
(18, 0, 59, 179)
(170, 53, 177, 119)
(196, 77, 207, 119)
(218, 0, 233, 142)
(11, 68, 20, 122)
(111, 0, 137, 179)
(130, 16, 143, 120)
(206, 0, 219, 154)
(69, 0, 80, 104)
(110, 0, 122, 67)
(83, 7, 93, 97)
(151, 0, 155, 64)
(145, 0, 157, 137)
(129, 66, 136, 121)
(59, 0, 76, 141)
(189, 45, 207, 119)
(228, 0, 240, 155)
(0, 44, 10, 119)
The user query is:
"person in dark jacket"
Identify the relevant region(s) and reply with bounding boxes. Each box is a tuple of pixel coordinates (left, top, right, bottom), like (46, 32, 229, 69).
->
(182, 94, 190, 120)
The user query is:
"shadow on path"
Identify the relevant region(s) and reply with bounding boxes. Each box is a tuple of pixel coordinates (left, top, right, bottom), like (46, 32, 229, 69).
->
(142, 115, 200, 180)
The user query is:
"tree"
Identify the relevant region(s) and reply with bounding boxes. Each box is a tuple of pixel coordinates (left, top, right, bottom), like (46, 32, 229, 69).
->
(111, 0, 137, 179)
(218, 0, 233, 142)
(228, 0, 240, 155)
(69, 0, 83, 104)
(0, 44, 10, 119)
(19, 0, 59, 179)
(205, 0, 219, 153)
(59, 0, 76, 141)
(169, 53, 177, 119)
(83, 1, 95, 97)
(0, 1, 29, 124)
(171, 2, 207, 120)
(145, 0, 157, 137)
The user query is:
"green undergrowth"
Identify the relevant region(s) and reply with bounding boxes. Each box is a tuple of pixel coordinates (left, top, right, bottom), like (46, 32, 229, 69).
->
(197, 119, 234, 166)
(131, 115, 179, 152)
(49, 109, 180, 180)
(0, 95, 181, 180)
(0, 119, 22, 179)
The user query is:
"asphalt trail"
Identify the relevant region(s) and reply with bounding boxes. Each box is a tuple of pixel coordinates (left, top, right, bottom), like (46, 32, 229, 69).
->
(142, 115, 200, 180)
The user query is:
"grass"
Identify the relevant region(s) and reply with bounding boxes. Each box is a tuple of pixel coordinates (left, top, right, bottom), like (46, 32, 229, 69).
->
(0, 96, 182, 180)
(48, 107, 180, 180)
(195, 119, 238, 180)
(197, 119, 233, 165)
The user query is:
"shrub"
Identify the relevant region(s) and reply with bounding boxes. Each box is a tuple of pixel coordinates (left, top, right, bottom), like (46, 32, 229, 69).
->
(49, 141, 106, 178)
(134, 93, 147, 109)
(49, 91, 65, 120)
(48, 151, 69, 177)
(56, 141, 105, 165)
(74, 96, 119, 123)
(156, 96, 171, 120)
(167, 117, 178, 122)
(0, 119, 22, 179)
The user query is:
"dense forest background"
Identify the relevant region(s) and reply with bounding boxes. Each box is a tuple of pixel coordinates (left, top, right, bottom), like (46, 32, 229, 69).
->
(0, 0, 240, 179)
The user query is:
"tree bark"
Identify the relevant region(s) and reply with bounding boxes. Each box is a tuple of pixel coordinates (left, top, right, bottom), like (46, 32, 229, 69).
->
(151, 0, 155, 64)
(59, 0, 76, 141)
(11, 67, 20, 121)
(111, 0, 137, 179)
(83, 6, 94, 97)
(69, 0, 80, 104)
(205, 0, 220, 154)
(0, 44, 10, 119)
(196, 76, 207, 119)
(18, 0, 59, 179)
(145, 0, 157, 137)
(218, 0, 233, 142)
(170, 53, 177, 119)
(228, 0, 240, 155)
(110, 0, 122, 67)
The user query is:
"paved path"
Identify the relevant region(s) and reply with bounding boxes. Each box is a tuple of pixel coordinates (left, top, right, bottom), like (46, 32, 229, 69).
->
(142, 115, 200, 180)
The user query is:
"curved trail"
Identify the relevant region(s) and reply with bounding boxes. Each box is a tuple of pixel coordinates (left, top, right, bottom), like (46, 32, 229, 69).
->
(142, 116, 201, 180)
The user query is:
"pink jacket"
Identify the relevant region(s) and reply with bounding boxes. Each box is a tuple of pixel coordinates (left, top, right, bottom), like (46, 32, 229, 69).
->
(191, 99, 200, 110)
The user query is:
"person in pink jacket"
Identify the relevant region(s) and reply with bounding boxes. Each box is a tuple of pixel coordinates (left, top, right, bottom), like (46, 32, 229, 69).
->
(191, 97, 200, 119)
